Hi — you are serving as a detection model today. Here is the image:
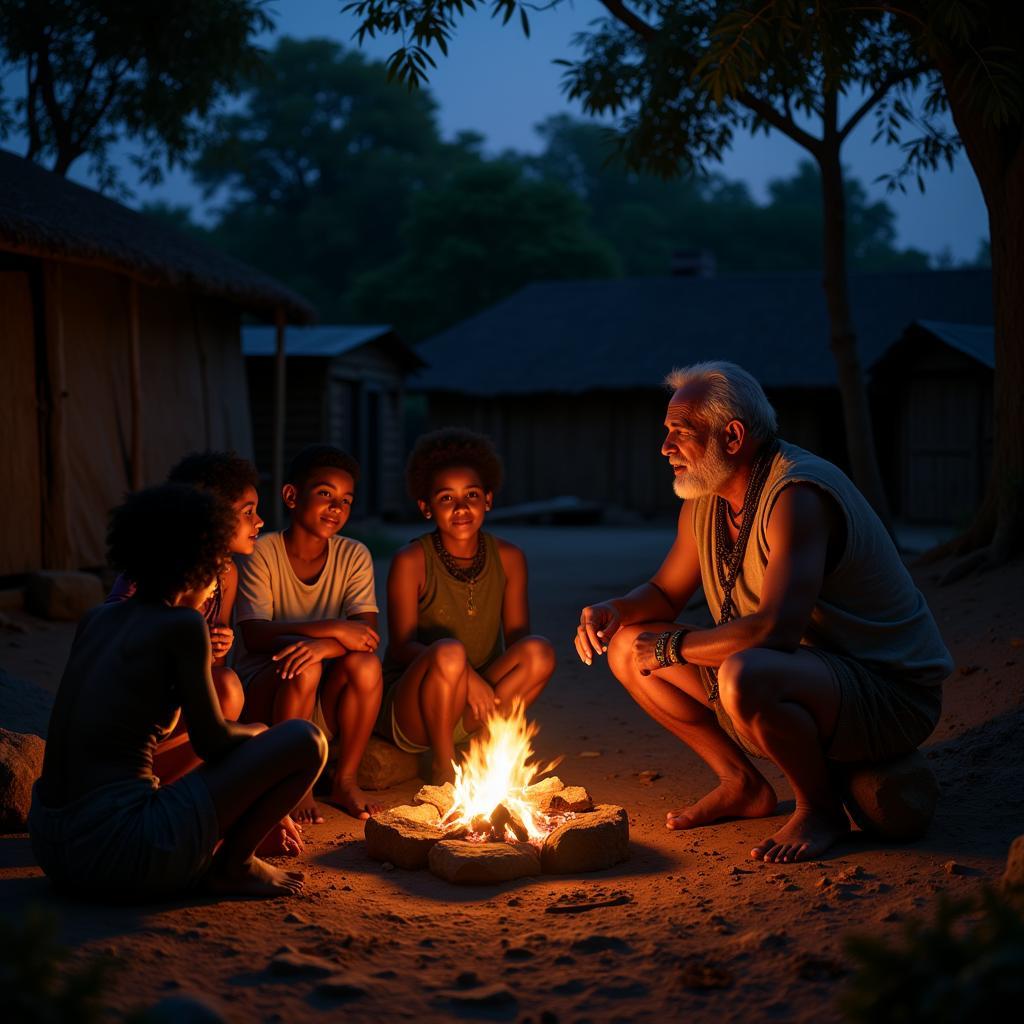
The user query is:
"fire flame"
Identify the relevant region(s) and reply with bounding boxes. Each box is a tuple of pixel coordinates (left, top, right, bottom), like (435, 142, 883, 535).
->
(440, 700, 560, 842)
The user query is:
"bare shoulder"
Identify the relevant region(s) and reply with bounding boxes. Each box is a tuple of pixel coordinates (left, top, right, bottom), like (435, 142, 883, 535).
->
(768, 482, 835, 536)
(389, 539, 426, 580)
(494, 536, 527, 575)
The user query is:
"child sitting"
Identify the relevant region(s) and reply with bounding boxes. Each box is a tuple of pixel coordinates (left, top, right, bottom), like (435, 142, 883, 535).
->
(30, 485, 327, 901)
(379, 428, 556, 784)
(106, 450, 263, 789)
(236, 445, 383, 822)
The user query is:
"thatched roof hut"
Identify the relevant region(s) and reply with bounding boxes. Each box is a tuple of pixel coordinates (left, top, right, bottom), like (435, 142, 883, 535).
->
(0, 150, 314, 574)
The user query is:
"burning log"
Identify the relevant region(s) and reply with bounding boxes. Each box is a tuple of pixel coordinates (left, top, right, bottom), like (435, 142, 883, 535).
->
(489, 802, 529, 843)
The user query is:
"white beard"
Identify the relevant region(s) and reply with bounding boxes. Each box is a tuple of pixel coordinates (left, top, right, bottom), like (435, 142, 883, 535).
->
(672, 437, 732, 500)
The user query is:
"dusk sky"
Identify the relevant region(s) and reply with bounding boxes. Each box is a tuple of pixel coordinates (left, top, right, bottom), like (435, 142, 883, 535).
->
(9, 0, 990, 262)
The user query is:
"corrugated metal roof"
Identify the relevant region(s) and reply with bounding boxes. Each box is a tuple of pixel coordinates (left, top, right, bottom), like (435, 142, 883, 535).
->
(411, 270, 992, 395)
(914, 319, 995, 369)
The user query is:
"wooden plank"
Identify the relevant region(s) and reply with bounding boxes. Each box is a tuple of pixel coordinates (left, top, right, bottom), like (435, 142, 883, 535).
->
(0, 272, 42, 573)
(40, 263, 72, 569)
(128, 278, 143, 489)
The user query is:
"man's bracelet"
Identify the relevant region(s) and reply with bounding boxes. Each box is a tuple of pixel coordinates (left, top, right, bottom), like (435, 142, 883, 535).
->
(654, 631, 669, 668)
(669, 629, 687, 665)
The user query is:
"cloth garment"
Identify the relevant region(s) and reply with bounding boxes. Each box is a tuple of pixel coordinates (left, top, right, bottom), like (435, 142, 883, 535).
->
(234, 531, 378, 683)
(28, 773, 219, 899)
(376, 532, 506, 751)
(699, 648, 942, 762)
(691, 440, 952, 762)
(106, 573, 222, 629)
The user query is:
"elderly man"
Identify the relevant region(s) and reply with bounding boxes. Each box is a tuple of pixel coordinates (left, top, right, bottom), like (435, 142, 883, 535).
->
(576, 362, 951, 863)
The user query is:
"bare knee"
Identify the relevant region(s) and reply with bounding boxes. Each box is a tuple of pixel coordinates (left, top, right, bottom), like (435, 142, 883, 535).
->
(212, 666, 244, 721)
(520, 635, 556, 681)
(283, 662, 323, 697)
(429, 639, 467, 682)
(606, 626, 641, 681)
(338, 651, 383, 697)
(278, 718, 329, 773)
(717, 651, 771, 722)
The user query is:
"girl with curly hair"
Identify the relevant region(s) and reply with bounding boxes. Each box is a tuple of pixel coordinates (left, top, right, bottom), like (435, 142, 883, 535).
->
(379, 429, 556, 784)
(29, 485, 327, 901)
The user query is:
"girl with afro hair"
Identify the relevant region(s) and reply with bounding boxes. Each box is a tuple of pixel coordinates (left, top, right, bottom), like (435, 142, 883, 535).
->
(379, 429, 555, 784)
(29, 485, 326, 901)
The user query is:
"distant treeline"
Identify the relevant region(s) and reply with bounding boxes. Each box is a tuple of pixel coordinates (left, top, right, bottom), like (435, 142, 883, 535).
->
(145, 38, 983, 341)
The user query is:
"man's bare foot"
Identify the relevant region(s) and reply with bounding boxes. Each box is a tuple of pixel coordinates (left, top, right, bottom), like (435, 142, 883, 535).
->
(666, 776, 777, 830)
(256, 815, 303, 857)
(204, 856, 305, 898)
(292, 792, 324, 825)
(327, 776, 383, 820)
(750, 806, 850, 863)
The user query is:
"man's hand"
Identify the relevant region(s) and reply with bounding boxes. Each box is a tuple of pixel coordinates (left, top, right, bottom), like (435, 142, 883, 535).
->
(335, 621, 380, 653)
(208, 625, 234, 661)
(632, 631, 663, 677)
(467, 673, 500, 724)
(272, 638, 335, 679)
(575, 602, 621, 665)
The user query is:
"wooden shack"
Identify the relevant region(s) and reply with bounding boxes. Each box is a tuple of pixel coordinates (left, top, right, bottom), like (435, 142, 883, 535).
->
(242, 325, 423, 518)
(412, 270, 992, 519)
(0, 149, 313, 575)
(870, 319, 994, 525)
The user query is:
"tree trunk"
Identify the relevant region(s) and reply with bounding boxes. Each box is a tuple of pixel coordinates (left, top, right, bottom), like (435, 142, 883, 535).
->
(926, 50, 1024, 571)
(816, 142, 894, 534)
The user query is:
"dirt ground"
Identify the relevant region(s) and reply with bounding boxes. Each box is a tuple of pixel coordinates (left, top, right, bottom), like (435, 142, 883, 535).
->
(1, 525, 1022, 1023)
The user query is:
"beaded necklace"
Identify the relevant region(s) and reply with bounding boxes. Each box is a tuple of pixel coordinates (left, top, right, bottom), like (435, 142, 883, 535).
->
(431, 529, 486, 617)
(707, 439, 778, 702)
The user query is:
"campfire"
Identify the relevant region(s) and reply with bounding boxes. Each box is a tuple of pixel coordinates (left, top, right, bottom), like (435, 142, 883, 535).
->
(365, 702, 629, 884)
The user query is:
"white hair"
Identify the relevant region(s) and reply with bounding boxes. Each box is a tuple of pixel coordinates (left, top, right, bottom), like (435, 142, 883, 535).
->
(664, 361, 778, 441)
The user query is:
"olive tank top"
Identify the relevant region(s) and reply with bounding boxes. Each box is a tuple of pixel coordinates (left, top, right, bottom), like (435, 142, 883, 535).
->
(383, 532, 506, 687)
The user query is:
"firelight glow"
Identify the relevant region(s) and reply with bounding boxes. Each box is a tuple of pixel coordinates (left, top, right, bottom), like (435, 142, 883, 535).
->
(440, 700, 560, 842)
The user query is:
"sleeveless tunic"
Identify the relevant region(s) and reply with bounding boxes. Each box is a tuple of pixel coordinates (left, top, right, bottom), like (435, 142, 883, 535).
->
(691, 441, 952, 762)
(382, 532, 506, 689)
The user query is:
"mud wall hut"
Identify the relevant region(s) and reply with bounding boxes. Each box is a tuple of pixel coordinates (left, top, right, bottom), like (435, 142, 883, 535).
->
(242, 325, 423, 518)
(0, 149, 313, 575)
(412, 270, 992, 519)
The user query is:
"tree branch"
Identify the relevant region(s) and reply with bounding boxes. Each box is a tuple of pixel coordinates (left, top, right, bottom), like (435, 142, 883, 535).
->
(838, 64, 925, 142)
(598, 0, 656, 41)
(737, 92, 821, 154)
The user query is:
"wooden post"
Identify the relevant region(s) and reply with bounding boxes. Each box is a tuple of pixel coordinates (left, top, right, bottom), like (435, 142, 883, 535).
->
(40, 262, 72, 569)
(272, 306, 287, 529)
(128, 278, 143, 489)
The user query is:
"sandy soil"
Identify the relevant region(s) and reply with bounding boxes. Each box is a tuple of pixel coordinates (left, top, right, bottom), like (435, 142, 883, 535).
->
(1, 525, 1021, 1023)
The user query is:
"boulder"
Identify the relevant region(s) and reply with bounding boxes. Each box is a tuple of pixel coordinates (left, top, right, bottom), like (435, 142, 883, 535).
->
(1003, 835, 1024, 891)
(413, 781, 456, 818)
(364, 804, 445, 869)
(536, 785, 593, 815)
(356, 736, 420, 791)
(25, 571, 103, 622)
(523, 776, 563, 800)
(0, 670, 54, 738)
(428, 840, 541, 884)
(541, 804, 630, 874)
(839, 750, 939, 841)
(0, 728, 45, 833)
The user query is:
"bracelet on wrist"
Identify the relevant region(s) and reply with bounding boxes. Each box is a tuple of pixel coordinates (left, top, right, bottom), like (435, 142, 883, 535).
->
(654, 631, 670, 668)
(671, 629, 688, 665)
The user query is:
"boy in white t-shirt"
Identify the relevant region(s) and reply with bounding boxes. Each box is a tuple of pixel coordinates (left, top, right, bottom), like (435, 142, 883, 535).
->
(237, 445, 383, 822)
